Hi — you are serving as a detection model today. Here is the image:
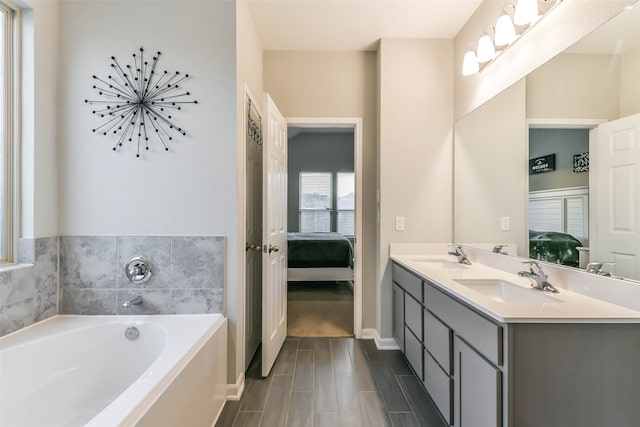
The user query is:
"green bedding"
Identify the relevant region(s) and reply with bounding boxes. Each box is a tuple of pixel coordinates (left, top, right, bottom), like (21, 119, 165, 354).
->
(287, 232, 354, 268)
(529, 231, 581, 267)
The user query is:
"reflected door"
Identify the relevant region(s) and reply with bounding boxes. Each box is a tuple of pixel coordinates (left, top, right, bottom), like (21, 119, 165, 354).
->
(592, 113, 640, 279)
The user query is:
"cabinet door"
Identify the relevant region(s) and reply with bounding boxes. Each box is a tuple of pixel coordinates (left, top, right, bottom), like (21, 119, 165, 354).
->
(405, 326, 423, 380)
(454, 337, 502, 427)
(404, 294, 422, 340)
(392, 283, 404, 351)
(424, 350, 453, 425)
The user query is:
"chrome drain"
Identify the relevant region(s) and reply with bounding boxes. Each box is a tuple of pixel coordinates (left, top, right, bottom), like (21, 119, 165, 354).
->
(124, 326, 140, 340)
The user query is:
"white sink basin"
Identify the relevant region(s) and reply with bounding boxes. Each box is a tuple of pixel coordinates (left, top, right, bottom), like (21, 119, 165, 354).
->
(409, 258, 469, 270)
(453, 279, 561, 303)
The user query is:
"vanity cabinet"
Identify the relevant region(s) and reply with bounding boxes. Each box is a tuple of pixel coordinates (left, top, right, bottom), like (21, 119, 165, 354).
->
(392, 259, 640, 427)
(392, 262, 505, 427)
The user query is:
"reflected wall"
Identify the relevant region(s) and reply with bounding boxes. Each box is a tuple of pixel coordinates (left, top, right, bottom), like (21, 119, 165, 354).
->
(454, 80, 527, 255)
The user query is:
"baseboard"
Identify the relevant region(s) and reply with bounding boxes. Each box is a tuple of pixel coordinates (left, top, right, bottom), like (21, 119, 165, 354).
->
(361, 328, 400, 350)
(226, 372, 245, 400)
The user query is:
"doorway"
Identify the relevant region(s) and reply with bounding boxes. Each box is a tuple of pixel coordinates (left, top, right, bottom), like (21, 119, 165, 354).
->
(526, 119, 604, 270)
(286, 126, 355, 337)
(243, 104, 364, 373)
(287, 118, 362, 338)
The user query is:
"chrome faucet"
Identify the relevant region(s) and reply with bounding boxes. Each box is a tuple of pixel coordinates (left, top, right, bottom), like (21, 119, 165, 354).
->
(122, 295, 143, 310)
(586, 262, 612, 277)
(493, 244, 508, 255)
(448, 245, 472, 265)
(518, 261, 559, 293)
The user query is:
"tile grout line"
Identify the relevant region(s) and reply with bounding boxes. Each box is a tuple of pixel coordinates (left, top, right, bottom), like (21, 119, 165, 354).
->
(393, 373, 421, 425)
(284, 338, 301, 427)
(329, 338, 340, 423)
(257, 360, 278, 426)
(312, 344, 316, 425)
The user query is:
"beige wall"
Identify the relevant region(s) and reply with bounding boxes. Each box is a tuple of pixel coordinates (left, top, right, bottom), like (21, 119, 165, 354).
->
(378, 39, 454, 337)
(454, 80, 527, 255)
(526, 53, 620, 120)
(620, 43, 640, 118)
(454, 0, 628, 120)
(526, 45, 640, 121)
(234, 0, 263, 386)
(263, 51, 378, 329)
(59, 0, 240, 386)
(22, 1, 59, 239)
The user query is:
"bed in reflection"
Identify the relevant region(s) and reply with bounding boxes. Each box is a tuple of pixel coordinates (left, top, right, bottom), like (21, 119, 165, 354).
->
(287, 232, 354, 281)
(529, 230, 582, 267)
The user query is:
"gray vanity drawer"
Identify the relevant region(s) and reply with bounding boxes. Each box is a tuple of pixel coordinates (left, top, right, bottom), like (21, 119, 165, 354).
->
(405, 326, 423, 380)
(424, 310, 452, 374)
(425, 282, 503, 366)
(405, 294, 422, 339)
(424, 350, 452, 425)
(392, 263, 422, 303)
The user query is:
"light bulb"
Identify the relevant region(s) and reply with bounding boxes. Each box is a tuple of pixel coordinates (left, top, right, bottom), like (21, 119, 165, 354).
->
(462, 50, 479, 76)
(476, 34, 496, 63)
(495, 14, 516, 46)
(514, 0, 538, 26)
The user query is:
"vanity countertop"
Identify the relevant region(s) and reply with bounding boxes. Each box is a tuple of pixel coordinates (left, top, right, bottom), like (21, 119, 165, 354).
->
(391, 253, 640, 324)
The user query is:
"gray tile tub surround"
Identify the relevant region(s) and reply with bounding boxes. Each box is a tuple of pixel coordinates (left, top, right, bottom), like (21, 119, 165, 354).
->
(0, 237, 59, 337)
(60, 236, 118, 315)
(60, 235, 225, 316)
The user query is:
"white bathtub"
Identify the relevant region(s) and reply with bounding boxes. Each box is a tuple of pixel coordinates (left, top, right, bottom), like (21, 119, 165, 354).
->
(0, 314, 227, 427)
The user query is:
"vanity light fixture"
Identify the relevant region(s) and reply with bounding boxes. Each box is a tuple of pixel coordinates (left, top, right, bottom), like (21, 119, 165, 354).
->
(462, 49, 480, 76)
(462, 0, 562, 76)
(477, 28, 496, 63)
(494, 5, 517, 47)
(514, 0, 539, 25)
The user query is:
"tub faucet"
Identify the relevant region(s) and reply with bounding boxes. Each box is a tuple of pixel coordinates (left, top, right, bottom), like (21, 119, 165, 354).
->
(122, 295, 143, 310)
(518, 261, 559, 293)
(493, 244, 508, 255)
(448, 245, 472, 265)
(586, 262, 612, 277)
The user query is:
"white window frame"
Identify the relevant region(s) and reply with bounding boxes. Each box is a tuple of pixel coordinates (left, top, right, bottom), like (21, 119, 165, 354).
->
(298, 171, 355, 235)
(336, 172, 355, 236)
(0, 0, 19, 264)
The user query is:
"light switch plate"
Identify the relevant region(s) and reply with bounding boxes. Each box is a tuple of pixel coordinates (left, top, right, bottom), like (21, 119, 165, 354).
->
(500, 216, 510, 231)
(395, 216, 405, 231)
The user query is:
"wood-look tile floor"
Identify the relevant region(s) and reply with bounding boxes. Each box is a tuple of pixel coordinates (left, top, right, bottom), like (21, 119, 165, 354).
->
(216, 338, 446, 427)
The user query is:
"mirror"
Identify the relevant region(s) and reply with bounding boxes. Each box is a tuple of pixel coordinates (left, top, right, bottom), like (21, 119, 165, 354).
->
(454, 4, 640, 280)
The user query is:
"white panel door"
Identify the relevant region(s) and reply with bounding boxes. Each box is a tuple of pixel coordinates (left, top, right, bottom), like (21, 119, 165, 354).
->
(593, 113, 640, 279)
(261, 93, 288, 377)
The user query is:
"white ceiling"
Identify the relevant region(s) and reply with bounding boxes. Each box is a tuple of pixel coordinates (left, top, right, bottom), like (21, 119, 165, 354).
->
(247, 0, 483, 51)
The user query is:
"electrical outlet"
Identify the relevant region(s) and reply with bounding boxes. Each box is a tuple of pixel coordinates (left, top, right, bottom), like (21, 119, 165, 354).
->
(500, 216, 510, 231)
(395, 216, 405, 231)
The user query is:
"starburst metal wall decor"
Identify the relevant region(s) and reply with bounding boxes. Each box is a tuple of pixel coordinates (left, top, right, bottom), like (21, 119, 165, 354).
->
(85, 47, 197, 158)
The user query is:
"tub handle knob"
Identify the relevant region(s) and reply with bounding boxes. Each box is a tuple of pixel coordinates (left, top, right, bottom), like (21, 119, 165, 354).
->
(125, 257, 153, 284)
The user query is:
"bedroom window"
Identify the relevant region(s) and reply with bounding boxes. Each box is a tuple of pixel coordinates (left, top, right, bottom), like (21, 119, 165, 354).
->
(337, 172, 354, 235)
(300, 172, 332, 232)
(0, 1, 17, 263)
(299, 171, 355, 235)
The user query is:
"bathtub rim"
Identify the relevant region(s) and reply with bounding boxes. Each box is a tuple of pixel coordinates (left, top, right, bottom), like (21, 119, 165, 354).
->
(0, 314, 227, 427)
(92, 314, 226, 426)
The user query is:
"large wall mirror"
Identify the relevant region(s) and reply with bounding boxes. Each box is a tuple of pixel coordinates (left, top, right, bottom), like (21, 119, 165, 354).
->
(454, 3, 640, 280)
